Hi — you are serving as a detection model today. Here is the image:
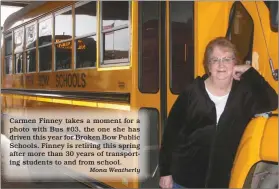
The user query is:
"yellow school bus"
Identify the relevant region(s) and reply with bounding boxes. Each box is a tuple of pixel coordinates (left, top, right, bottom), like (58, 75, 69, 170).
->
(1, 1, 278, 188)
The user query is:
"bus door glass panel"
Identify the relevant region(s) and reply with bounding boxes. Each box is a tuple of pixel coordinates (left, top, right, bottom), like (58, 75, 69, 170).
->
(170, 1, 194, 94)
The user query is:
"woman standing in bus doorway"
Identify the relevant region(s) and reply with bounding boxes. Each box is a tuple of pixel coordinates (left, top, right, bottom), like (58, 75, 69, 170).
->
(159, 37, 278, 188)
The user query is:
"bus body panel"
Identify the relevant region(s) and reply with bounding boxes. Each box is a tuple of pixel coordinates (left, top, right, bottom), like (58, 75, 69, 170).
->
(229, 116, 278, 188)
(229, 117, 267, 188)
(260, 116, 278, 162)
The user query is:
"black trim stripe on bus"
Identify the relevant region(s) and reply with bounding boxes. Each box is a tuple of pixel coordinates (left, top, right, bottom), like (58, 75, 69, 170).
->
(1, 88, 130, 103)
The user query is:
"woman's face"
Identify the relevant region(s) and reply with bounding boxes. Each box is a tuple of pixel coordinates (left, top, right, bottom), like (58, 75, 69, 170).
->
(208, 46, 236, 80)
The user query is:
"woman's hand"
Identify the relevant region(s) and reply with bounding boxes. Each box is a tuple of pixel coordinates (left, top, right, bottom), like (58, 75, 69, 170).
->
(159, 175, 173, 189)
(233, 64, 251, 80)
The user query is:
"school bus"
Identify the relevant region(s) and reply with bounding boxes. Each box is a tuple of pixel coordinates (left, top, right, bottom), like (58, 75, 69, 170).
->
(1, 1, 278, 188)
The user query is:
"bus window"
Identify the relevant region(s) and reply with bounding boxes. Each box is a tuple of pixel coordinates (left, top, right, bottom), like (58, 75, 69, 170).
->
(75, 2, 96, 37)
(170, 1, 194, 94)
(100, 1, 129, 65)
(25, 22, 36, 73)
(55, 7, 73, 70)
(4, 34, 13, 74)
(14, 27, 24, 74)
(38, 16, 52, 71)
(55, 38, 72, 70)
(229, 2, 254, 64)
(138, 1, 160, 93)
(75, 2, 97, 68)
(55, 8, 72, 40)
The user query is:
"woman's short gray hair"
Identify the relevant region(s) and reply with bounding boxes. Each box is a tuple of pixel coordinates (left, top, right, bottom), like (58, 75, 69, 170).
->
(203, 37, 242, 75)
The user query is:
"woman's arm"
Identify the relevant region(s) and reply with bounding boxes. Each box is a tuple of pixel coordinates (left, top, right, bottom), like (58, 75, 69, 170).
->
(234, 65, 278, 115)
(159, 90, 188, 176)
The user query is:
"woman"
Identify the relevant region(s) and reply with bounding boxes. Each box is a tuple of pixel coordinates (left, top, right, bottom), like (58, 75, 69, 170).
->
(159, 37, 278, 188)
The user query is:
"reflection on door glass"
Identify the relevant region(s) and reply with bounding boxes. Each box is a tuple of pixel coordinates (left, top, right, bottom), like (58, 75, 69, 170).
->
(230, 3, 253, 62)
(139, 1, 159, 93)
(170, 1, 194, 94)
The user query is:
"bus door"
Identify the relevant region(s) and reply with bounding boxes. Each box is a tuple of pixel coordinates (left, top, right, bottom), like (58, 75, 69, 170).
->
(166, 1, 195, 116)
(137, 1, 194, 188)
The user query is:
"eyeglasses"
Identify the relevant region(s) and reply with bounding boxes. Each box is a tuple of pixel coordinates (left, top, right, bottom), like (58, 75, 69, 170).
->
(209, 57, 235, 65)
